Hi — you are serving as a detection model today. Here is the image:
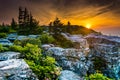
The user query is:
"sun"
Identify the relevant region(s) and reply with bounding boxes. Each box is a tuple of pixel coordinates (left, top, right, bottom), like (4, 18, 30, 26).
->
(86, 24, 91, 29)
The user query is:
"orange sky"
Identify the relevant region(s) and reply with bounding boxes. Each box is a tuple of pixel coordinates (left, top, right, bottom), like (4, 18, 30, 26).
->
(0, 0, 120, 36)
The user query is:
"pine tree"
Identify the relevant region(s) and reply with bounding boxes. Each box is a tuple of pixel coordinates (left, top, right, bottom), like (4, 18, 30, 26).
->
(53, 17, 63, 34)
(18, 7, 39, 35)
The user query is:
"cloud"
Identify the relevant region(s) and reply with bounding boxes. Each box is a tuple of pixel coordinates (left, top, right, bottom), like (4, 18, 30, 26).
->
(0, 0, 120, 24)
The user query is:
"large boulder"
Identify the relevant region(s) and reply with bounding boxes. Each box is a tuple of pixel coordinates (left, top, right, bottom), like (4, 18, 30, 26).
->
(0, 59, 38, 80)
(47, 47, 92, 76)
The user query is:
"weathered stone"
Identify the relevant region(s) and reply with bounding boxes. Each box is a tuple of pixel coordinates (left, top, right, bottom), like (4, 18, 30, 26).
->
(0, 59, 38, 80)
(86, 34, 120, 80)
(47, 47, 91, 76)
(59, 70, 83, 80)
(44, 34, 120, 80)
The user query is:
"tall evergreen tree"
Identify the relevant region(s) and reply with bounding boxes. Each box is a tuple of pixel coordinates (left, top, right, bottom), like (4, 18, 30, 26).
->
(18, 7, 39, 35)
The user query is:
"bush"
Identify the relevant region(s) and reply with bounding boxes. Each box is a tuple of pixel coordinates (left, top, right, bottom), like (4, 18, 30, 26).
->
(0, 44, 9, 52)
(23, 43, 61, 80)
(53, 34, 74, 48)
(23, 43, 41, 60)
(9, 43, 61, 80)
(26, 56, 61, 80)
(0, 33, 7, 38)
(39, 33, 55, 44)
(0, 26, 10, 33)
(9, 45, 24, 53)
(14, 38, 41, 47)
(85, 73, 113, 80)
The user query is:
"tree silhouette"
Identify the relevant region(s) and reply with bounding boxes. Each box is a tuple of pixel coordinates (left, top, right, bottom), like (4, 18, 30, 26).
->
(51, 17, 63, 34)
(29, 13, 39, 34)
(11, 18, 17, 30)
(18, 7, 39, 35)
(67, 21, 71, 26)
(49, 22, 53, 33)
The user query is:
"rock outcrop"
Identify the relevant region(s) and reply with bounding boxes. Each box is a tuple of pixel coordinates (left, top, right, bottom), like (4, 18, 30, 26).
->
(85, 34, 120, 79)
(43, 34, 120, 80)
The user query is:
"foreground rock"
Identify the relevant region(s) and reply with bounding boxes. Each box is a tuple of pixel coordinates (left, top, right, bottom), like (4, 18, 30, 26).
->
(59, 70, 83, 80)
(0, 59, 38, 80)
(0, 52, 20, 61)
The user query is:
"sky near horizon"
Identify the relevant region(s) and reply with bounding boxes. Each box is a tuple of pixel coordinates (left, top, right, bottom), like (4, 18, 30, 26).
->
(0, 0, 120, 36)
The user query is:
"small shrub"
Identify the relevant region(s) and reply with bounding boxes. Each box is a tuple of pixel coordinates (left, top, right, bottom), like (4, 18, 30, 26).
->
(0, 44, 9, 52)
(9, 45, 24, 53)
(53, 34, 74, 48)
(39, 33, 55, 44)
(0, 33, 7, 38)
(0, 26, 10, 33)
(85, 73, 113, 80)
(14, 38, 41, 47)
(23, 43, 41, 60)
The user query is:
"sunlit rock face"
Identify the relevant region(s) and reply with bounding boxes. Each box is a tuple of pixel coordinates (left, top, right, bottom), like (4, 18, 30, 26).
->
(61, 33, 89, 50)
(85, 34, 120, 79)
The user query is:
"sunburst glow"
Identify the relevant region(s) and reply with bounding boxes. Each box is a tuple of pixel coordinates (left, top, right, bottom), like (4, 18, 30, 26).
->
(86, 24, 91, 29)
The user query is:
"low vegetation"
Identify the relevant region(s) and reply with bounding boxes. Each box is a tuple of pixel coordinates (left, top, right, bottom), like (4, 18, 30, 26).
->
(85, 72, 113, 80)
(14, 38, 41, 47)
(39, 33, 55, 44)
(0, 33, 7, 38)
(53, 34, 74, 48)
(0, 44, 9, 52)
(11, 40, 61, 79)
(0, 38, 61, 79)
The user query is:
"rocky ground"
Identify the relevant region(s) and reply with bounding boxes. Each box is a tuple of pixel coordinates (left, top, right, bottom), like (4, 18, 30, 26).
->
(0, 33, 120, 80)
(43, 33, 120, 80)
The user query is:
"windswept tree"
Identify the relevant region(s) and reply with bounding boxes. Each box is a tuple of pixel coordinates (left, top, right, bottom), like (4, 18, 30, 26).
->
(49, 17, 63, 34)
(18, 7, 40, 35)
